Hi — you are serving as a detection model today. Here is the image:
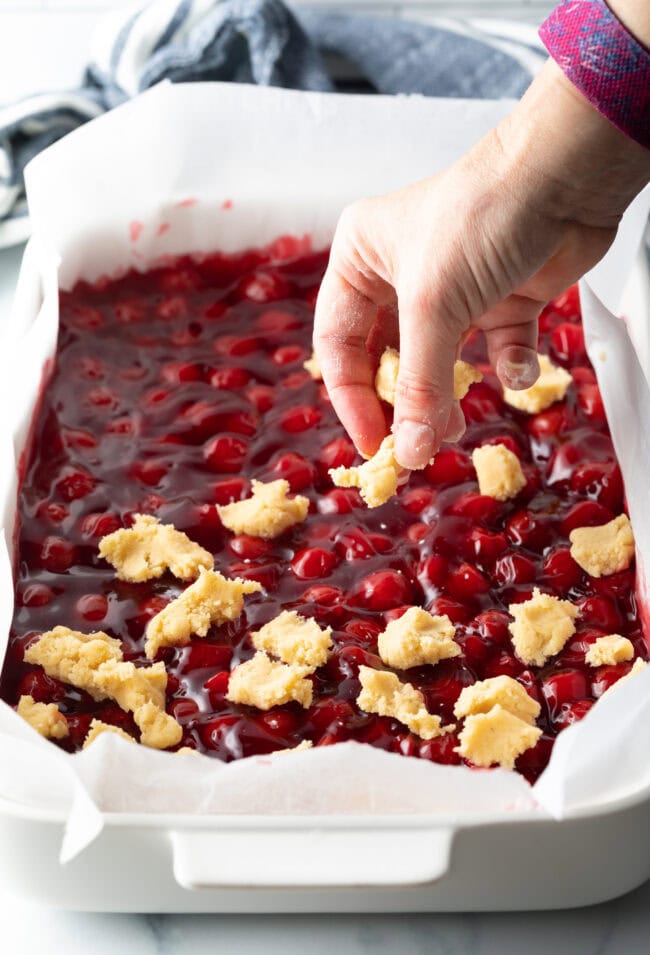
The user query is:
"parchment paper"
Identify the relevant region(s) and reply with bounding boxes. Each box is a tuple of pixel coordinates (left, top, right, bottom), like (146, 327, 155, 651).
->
(0, 82, 649, 861)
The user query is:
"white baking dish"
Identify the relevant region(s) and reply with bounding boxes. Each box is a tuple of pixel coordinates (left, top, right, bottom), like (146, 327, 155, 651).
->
(0, 83, 649, 911)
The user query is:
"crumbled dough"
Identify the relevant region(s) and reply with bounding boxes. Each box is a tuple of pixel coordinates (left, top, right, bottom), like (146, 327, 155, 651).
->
(377, 607, 460, 669)
(99, 514, 213, 582)
(226, 651, 313, 709)
(586, 634, 635, 667)
(569, 514, 635, 578)
(508, 588, 579, 667)
(304, 352, 322, 380)
(83, 719, 135, 749)
(251, 610, 332, 668)
(453, 360, 484, 400)
(145, 567, 261, 658)
(217, 479, 309, 539)
(177, 746, 200, 755)
(453, 675, 540, 725)
(330, 434, 403, 507)
(17, 694, 68, 740)
(456, 705, 542, 769)
(357, 666, 454, 740)
(24, 626, 182, 750)
(374, 348, 482, 406)
(503, 354, 572, 413)
(274, 740, 313, 755)
(471, 443, 526, 501)
(375, 347, 401, 404)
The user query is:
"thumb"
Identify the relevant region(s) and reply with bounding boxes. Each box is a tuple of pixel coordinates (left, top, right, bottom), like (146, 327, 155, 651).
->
(393, 294, 458, 470)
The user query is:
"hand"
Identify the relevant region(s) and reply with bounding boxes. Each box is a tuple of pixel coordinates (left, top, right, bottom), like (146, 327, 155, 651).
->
(314, 60, 650, 470)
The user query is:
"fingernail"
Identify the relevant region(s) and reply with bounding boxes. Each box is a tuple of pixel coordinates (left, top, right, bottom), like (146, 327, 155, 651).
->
(499, 356, 539, 390)
(443, 402, 466, 443)
(395, 422, 435, 470)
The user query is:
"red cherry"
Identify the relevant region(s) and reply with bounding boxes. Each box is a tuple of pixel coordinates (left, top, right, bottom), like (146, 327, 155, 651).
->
(417, 555, 448, 590)
(553, 699, 594, 730)
(55, 467, 96, 501)
(493, 553, 537, 586)
(246, 384, 275, 412)
(115, 298, 146, 324)
(463, 528, 508, 565)
(308, 698, 358, 737)
(301, 585, 342, 605)
(204, 670, 231, 708)
(426, 596, 470, 625)
(88, 387, 119, 409)
(212, 478, 250, 505)
(407, 522, 428, 543)
(578, 383, 606, 422)
(418, 733, 461, 765)
(255, 308, 302, 332)
(272, 345, 305, 366)
(455, 632, 491, 670)
(571, 366, 596, 386)
(130, 460, 169, 486)
(551, 322, 585, 363)
(317, 437, 357, 475)
(271, 452, 317, 491)
(335, 528, 376, 561)
(40, 536, 77, 573)
(552, 285, 581, 320)
(76, 594, 108, 622)
(402, 487, 435, 514)
(342, 619, 383, 648)
(229, 535, 274, 560)
(460, 381, 503, 423)
(258, 709, 300, 737)
(37, 501, 69, 525)
(575, 595, 622, 631)
(134, 596, 169, 629)
(542, 669, 589, 713)
(156, 295, 189, 321)
(214, 334, 263, 357)
(237, 271, 291, 304)
(526, 406, 572, 441)
(179, 643, 233, 674)
(17, 669, 67, 704)
(505, 510, 554, 552)
(210, 366, 251, 389)
(19, 583, 55, 607)
(478, 433, 521, 456)
(570, 461, 623, 512)
(169, 698, 200, 722)
(449, 492, 501, 525)
(280, 405, 321, 433)
(471, 610, 512, 647)
(591, 663, 632, 698)
(79, 513, 121, 538)
(65, 304, 104, 331)
(204, 435, 248, 473)
(515, 733, 554, 783)
(356, 570, 413, 611)
(424, 447, 473, 485)
(446, 563, 490, 601)
(560, 500, 613, 536)
(318, 488, 361, 515)
(543, 547, 582, 590)
(291, 547, 338, 580)
(483, 651, 524, 679)
(61, 428, 97, 450)
(547, 443, 583, 485)
(162, 361, 204, 384)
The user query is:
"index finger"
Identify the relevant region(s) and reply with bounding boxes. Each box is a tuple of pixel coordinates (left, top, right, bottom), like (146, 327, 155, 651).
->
(313, 266, 388, 458)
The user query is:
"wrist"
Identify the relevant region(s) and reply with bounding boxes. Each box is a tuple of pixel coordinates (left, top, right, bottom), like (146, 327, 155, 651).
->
(496, 60, 650, 229)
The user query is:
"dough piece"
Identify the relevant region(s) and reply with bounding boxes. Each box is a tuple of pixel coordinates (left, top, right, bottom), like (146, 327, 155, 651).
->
(508, 589, 579, 666)
(274, 740, 313, 755)
(227, 651, 313, 709)
(569, 514, 635, 578)
(24, 626, 182, 750)
(374, 348, 482, 405)
(471, 443, 526, 501)
(357, 666, 454, 740)
(304, 352, 322, 380)
(217, 479, 309, 539)
(503, 354, 572, 413)
(144, 567, 261, 658)
(17, 694, 68, 740)
(456, 705, 542, 769)
(453, 675, 540, 725)
(585, 634, 635, 667)
(251, 610, 332, 668)
(377, 607, 460, 669)
(83, 719, 135, 749)
(330, 435, 402, 507)
(99, 514, 213, 582)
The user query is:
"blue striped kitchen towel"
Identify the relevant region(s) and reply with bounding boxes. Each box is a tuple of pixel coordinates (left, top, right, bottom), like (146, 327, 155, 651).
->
(0, 0, 547, 243)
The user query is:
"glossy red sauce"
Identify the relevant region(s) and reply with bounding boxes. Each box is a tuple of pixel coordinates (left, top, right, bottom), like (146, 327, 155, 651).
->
(1, 239, 646, 783)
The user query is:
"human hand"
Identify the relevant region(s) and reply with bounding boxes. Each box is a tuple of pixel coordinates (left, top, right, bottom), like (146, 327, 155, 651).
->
(313, 60, 650, 470)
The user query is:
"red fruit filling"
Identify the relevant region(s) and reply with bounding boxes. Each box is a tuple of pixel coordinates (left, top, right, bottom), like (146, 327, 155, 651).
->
(1, 245, 645, 784)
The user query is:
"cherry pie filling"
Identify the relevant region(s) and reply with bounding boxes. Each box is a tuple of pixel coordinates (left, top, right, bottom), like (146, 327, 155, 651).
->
(1, 238, 646, 783)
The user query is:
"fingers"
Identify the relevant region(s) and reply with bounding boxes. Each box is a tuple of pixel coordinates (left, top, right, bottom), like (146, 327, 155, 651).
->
(393, 293, 458, 470)
(479, 295, 541, 390)
(313, 266, 387, 458)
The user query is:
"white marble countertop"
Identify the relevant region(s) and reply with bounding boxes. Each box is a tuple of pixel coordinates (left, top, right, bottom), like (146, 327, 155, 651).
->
(1, 241, 650, 952)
